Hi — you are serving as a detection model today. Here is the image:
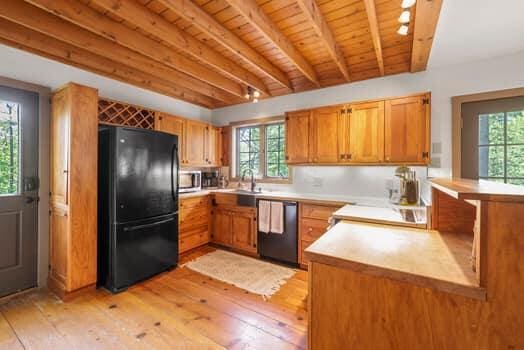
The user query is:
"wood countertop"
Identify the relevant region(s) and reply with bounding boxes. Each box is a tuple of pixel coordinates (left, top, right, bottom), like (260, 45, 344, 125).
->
(431, 178, 524, 202)
(332, 204, 427, 228)
(304, 221, 486, 300)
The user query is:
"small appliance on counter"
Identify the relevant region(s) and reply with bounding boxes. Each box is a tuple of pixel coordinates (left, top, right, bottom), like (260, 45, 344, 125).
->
(393, 166, 420, 206)
(179, 170, 201, 193)
(202, 170, 219, 189)
(98, 125, 179, 293)
(218, 174, 229, 189)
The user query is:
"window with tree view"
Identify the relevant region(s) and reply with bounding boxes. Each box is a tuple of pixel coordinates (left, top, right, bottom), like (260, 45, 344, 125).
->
(0, 100, 20, 195)
(478, 110, 524, 185)
(236, 122, 288, 180)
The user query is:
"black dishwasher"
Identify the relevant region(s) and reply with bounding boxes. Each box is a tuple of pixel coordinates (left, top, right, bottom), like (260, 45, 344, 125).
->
(257, 200, 298, 266)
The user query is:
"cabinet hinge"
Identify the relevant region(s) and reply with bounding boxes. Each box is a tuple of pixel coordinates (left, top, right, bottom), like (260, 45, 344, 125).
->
(422, 151, 429, 158)
(422, 98, 430, 105)
(347, 108, 352, 114)
(340, 108, 345, 114)
(285, 116, 290, 121)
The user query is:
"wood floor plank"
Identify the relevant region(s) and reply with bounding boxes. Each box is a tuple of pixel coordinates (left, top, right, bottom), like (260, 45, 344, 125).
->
(0, 246, 309, 350)
(140, 278, 302, 349)
(0, 294, 73, 350)
(158, 274, 307, 348)
(0, 310, 23, 350)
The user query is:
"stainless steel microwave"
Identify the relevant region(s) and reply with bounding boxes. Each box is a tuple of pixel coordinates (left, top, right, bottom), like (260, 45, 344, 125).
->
(179, 170, 201, 193)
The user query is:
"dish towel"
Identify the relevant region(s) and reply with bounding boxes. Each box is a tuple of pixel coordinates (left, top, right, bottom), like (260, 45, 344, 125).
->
(258, 200, 271, 233)
(270, 201, 284, 234)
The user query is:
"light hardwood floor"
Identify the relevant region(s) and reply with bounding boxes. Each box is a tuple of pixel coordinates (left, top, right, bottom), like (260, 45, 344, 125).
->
(0, 246, 308, 349)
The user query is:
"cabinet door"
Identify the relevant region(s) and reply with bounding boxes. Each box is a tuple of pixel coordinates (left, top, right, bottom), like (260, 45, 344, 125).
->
(156, 113, 185, 161)
(285, 110, 310, 163)
(349, 101, 385, 163)
(184, 120, 207, 166)
(212, 208, 232, 246)
(385, 95, 430, 164)
(49, 206, 69, 288)
(309, 106, 341, 163)
(50, 89, 70, 206)
(232, 210, 256, 253)
(205, 126, 220, 166)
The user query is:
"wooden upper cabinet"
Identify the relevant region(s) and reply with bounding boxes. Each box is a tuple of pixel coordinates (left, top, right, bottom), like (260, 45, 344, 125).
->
(156, 112, 184, 161)
(285, 110, 310, 163)
(205, 126, 221, 166)
(184, 120, 207, 167)
(220, 126, 231, 167)
(309, 106, 341, 163)
(349, 101, 385, 163)
(385, 94, 430, 164)
(50, 89, 70, 206)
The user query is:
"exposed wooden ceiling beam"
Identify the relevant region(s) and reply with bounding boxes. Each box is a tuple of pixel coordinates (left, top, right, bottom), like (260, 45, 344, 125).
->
(224, 0, 320, 87)
(363, 0, 385, 76)
(23, 0, 245, 98)
(157, 0, 292, 92)
(0, 18, 217, 108)
(411, 0, 443, 72)
(0, 0, 239, 104)
(296, 0, 350, 82)
(90, 0, 269, 97)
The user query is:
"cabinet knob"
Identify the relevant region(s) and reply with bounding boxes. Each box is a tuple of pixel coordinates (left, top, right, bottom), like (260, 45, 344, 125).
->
(340, 154, 345, 160)
(308, 227, 313, 232)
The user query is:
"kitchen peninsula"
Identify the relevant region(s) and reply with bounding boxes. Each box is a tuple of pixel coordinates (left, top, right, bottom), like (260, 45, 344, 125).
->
(305, 178, 524, 349)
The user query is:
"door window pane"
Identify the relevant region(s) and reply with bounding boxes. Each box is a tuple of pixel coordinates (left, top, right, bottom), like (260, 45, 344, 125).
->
(477, 110, 524, 185)
(0, 101, 20, 195)
(479, 113, 504, 145)
(507, 111, 524, 144)
(478, 146, 504, 177)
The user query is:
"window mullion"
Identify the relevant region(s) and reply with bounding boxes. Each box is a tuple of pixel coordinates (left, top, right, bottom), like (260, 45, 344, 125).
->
(260, 125, 266, 178)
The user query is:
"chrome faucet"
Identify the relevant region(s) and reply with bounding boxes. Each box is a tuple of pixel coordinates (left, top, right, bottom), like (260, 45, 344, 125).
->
(241, 168, 256, 192)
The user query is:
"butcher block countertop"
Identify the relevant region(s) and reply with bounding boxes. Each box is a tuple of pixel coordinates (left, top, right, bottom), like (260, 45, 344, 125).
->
(304, 221, 486, 300)
(431, 178, 524, 202)
(332, 204, 427, 228)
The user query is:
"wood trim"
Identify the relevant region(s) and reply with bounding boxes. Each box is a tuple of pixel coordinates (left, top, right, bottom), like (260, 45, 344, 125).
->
(451, 87, 524, 178)
(157, 0, 292, 91)
(362, 0, 384, 76)
(410, 0, 443, 72)
(25, 0, 245, 98)
(228, 115, 285, 127)
(224, 0, 320, 87)
(90, 0, 269, 97)
(296, 0, 350, 81)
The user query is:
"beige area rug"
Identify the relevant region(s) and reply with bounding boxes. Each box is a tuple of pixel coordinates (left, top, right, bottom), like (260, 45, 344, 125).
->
(184, 250, 296, 298)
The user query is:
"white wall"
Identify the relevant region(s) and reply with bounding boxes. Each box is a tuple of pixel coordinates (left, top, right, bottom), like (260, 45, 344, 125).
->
(213, 51, 524, 198)
(0, 44, 212, 122)
(213, 51, 524, 176)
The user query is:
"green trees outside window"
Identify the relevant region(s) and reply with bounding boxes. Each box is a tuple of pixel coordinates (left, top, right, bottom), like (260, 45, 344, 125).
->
(0, 101, 20, 195)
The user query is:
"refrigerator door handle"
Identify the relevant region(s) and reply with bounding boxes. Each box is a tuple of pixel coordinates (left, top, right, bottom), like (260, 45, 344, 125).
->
(123, 217, 175, 232)
(171, 144, 179, 201)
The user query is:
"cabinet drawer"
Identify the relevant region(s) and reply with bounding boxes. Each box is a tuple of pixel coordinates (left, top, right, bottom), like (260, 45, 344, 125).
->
(300, 218, 330, 242)
(179, 229, 210, 253)
(213, 193, 237, 206)
(300, 203, 340, 220)
(180, 195, 209, 210)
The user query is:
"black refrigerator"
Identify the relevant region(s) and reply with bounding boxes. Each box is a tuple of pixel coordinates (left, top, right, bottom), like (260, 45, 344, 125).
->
(98, 125, 179, 293)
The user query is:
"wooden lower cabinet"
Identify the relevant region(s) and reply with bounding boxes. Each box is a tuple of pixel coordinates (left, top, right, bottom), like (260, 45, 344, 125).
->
(299, 203, 341, 268)
(179, 195, 211, 253)
(212, 202, 257, 254)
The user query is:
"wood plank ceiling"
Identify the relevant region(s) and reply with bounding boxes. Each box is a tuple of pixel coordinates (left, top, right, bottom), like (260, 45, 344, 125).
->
(0, 0, 442, 108)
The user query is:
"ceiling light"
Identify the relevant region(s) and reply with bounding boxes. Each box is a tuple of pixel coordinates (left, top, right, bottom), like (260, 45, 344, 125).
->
(401, 0, 416, 8)
(244, 93, 250, 100)
(253, 90, 260, 98)
(397, 25, 409, 36)
(398, 10, 410, 23)
(253, 98, 259, 103)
